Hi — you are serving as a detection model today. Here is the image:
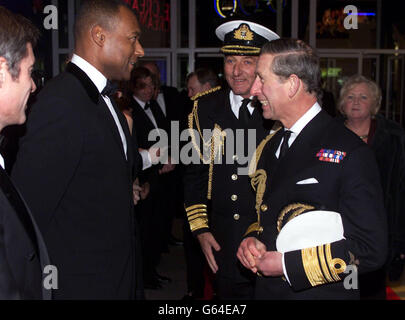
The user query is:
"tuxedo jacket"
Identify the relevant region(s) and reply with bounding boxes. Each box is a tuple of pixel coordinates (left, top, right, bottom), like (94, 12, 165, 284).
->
(160, 85, 181, 122)
(11, 63, 140, 299)
(183, 88, 274, 282)
(129, 97, 168, 151)
(249, 110, 388, 299)
(0, 167, 51, 299)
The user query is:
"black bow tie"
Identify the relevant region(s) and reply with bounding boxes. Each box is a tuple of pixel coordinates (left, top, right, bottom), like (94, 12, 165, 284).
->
(101, 80, 118, 97)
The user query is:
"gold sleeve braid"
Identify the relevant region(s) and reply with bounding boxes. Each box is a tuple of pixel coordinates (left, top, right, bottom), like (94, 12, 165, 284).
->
(185, 204, 209, 232)
(277, 203, 315, 233)
(302, 243, 347, 287)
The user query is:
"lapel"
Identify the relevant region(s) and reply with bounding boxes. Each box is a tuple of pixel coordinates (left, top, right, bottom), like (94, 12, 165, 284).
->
(0, 168, 38, 253)
(260, 128, 283, 181)
(66, 63, 128, 162)
(160, 85, 176, 120)
(207, 89, 237, 129)
(112, 98, 133, 169)
(271, 111, 332, 188)
(130, 97, 156, 134)
(0, 167, 52, 299)
(207, 91, 271, 134)
(161, 87, 169, 117)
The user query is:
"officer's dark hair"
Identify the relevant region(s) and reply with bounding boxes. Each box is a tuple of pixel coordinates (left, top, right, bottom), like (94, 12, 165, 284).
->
(139, 61, 162, 89)
(261, 38, 322, 101)
(74, 0, 129, 44)
(0, 6, 39, 80)
(130, 66, 158, 90)
(187, 68, 220, 89)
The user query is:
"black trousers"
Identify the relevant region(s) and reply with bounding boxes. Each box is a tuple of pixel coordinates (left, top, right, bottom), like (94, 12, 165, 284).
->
(183, 219, 206, 297)
(216, 275, 254, 300)
(359, 268, 387, 300)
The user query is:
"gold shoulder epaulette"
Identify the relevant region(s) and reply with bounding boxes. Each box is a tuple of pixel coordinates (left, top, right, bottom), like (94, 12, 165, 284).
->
(191, 86, 221, 101)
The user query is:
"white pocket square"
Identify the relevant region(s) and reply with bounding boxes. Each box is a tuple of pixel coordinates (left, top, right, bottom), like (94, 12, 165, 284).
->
(296, 178, 319, 185)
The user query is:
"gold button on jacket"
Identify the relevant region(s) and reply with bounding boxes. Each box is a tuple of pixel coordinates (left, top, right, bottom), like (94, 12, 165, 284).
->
(261, 204, 268, 212)
(231, 194, 238, 201)
(233, 214, 240, 220)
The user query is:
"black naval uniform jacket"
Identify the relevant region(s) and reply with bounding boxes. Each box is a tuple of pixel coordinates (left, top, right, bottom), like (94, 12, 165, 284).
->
(11, 63, 139, 299)
(248, 110, 388, 299)
(183, 88, 273, 283)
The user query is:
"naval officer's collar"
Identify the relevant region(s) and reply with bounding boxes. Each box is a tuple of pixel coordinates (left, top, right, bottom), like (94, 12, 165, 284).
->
(229, 90, 254, 116)
(286, 102, 322, 137)
(71, 54, 107, 95)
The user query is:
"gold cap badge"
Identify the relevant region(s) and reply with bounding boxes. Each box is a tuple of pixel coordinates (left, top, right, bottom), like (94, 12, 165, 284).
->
(233, 24, 254, 41)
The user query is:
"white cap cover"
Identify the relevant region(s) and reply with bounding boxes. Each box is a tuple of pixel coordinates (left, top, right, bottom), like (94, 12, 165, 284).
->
(276, 210, 345, 253)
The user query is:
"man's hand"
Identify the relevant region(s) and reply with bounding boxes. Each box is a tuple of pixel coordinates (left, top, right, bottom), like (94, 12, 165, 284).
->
(237, 237, 267, 273)
(255, 251, 283, 277)
(148, 147, 161, 164)
(159, 156, 176, 174)
(132, 180, 142, 205)
(197, 232, 221, 273)
(140, 182, 150, 200)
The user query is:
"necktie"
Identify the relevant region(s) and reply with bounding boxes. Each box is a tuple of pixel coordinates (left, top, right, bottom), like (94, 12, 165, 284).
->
(101, 80, 118, 97)
(238, 98, 251, 126)
(279, 130, 292, 159)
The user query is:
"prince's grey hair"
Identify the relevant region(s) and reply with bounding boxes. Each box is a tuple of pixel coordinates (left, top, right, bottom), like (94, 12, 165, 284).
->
(261, 38, 322, 101)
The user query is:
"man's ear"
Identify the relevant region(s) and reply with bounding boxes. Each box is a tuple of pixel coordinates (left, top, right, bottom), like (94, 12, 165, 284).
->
(91, 25, 106, 47)
(0, 57, 8, 87)
(288, 74, 301, 99)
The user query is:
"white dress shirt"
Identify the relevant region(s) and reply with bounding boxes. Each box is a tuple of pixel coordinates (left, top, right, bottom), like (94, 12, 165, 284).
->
(230, 91, 254, 119)
(132, 95, 161, 170)
(133, 95, 158, 129)
(71, 54, 128, 159)
(276, 102, 322, 158)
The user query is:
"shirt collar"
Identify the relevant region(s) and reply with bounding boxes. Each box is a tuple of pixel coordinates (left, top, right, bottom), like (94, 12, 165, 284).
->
(229, 90, 254, 113)
(71, 54, 107, 94)
(287, 102, 322, 136)
(133, 95, 147, 109)
(0, 153, 4, 170)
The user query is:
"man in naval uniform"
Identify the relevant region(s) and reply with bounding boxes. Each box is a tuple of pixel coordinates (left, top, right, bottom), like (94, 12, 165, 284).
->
(183, 20, 279, 299)
(237, 38, 388, 299)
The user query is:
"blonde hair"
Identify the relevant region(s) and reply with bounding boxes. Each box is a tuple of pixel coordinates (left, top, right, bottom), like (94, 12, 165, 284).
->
(338, 75, 382, 117)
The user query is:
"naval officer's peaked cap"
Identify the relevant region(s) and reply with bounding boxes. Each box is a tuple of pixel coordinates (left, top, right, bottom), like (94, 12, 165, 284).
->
(215, 20, 279, 56)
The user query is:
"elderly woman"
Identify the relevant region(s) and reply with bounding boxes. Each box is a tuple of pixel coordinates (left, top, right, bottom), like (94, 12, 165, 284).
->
(338, 75, 405, 299)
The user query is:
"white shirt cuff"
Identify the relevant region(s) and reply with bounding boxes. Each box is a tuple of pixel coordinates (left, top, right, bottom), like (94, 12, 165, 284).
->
(282, 253, 292, 285)
(139, 149, 152, 170)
